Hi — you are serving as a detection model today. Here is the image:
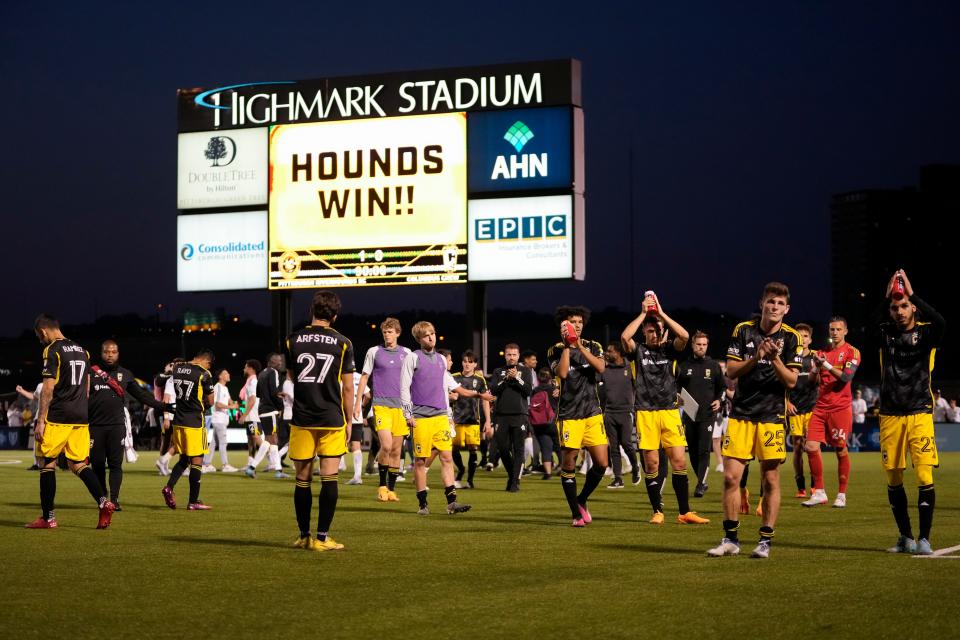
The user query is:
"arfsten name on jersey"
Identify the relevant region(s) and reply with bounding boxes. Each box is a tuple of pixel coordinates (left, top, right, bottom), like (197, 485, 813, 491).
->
(296, 333, 340, 345)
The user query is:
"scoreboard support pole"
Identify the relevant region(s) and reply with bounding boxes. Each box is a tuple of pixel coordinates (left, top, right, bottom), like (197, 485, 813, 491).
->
(466, 282, 488, 374)
(271, 290, 292, 354)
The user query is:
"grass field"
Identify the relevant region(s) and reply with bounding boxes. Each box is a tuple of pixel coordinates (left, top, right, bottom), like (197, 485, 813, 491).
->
(1, 449, 957, 639)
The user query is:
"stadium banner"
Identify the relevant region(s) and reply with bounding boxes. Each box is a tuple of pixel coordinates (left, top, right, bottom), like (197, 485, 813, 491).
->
(177, 60, 581, 132)
(467, 194, 580, 281)
(177, 211, 267, 291)
(177, 127, 268, 209)
(467, 106, 573, 193)
(268, 113, 468, 289)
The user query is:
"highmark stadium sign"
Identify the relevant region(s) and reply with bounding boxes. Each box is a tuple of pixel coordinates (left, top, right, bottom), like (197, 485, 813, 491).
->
(175, 60, 584, 292)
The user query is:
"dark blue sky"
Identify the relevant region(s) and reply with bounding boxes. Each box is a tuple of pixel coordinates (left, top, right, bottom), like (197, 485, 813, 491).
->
(2, 1, 957, 335)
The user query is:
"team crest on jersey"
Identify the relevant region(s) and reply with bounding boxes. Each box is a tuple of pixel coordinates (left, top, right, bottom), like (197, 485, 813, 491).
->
(686, 369, 693, 376)
(623, 369, 629, 377)
(415, 443, 422, 454)
(911, 331, 919, 345)
(117, 373, 123, 382)
(705, 369, 712, 377)
(723, 435, 731, 449)
(563, 430, 570, 442)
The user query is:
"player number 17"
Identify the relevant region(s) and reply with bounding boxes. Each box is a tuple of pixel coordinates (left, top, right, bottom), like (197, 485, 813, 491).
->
(298, 353, 335, 383)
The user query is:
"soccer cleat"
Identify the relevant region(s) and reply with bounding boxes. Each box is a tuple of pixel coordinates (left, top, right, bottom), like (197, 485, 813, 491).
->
(187, 502, 212, 510)
(915, 538, 933, 556)
(113, 503, 122, 512)
(607, 479, 625, 489)
(293, 536, 313, 550)
(832, 493, 846, 508)
(274, 471, 291, 480)
(24, 516, 58, 529)
(466, 481, 476, 489)
(201, 464, 217, 473)
(96, 501, 116, 529)
(578, 503, 593, 524)
(541, 474, 552, 481)
(454, 480, 463, 489)
(649, 511, 665, 525)
(739, 488, 750, 515)
(694, 482, 707, 498)
(446, 502, 472, 514)
(345, 477, 362, 485)
(395, 473, 406, 482)
(377, 486, 390, 502)
(506, 485, 520, 493)
(387, 490, 400, 502)
(751, 540, 772, 559)
(887, 536, 918, 554)
(161, 486, 176, 509)
(313, 537, 345, 551)
(155, 458, 166, 476)
(221, 464, 238, 473)
(571, 518, 586, 527)
(795, 490, 808, 499)
(632, 472, 642, 486)
(678, 511, 710, 525)
(243, 466, 256, 479)
(802, 489, 828, 507)
(706, 538, 740, 557)
(417, 506, 430, 516)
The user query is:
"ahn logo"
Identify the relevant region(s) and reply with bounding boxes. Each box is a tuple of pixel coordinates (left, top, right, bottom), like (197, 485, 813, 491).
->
(474, 215, 567, 241)
(492, 121, 547, 181)
(204, 135, 237, 167)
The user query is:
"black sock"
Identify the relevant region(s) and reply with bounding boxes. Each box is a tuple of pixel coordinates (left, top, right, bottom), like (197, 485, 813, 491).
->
(316, 475, 338, 540)
(888, 484, 913, 539)
(76, 464, 106, 505)
(40, 467, 56, 520)
(453, 451, 465, 480)
(672, 470, 690, 514)
(723, 519, 740, 543)
(644, 472, 662, 512)
(445, 485, 457, 505)
(560, 468, 580, 519)
(109, 468, 122, 504)
(578, 464, 605, 505)
(740, 464, 750, 489)
(167, 457, 189, 489)
(795, 473, 805, 492)
(759, 525, 774, 545)
(417, 489, 428, 509)
(188, 464, 202, 504)
(378, 463, 388, 487)
(467, 452, 478, 484)
(294, 480, 312, 538)
(918, 484, 935, 541)
(94, 466, 107, 502)
(387, 467, 399, 491)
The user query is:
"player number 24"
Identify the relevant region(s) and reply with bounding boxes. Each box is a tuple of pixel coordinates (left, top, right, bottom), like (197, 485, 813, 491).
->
(298, 353, 335, 383)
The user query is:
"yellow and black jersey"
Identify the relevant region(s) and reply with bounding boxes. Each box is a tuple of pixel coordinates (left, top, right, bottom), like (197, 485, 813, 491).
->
(170, 362, 214, 429)
(548, 340, 603, 421)
(877, 295, 945, 416)
(451, 372, 487, 425)
(41, 338, 90, 425)
(285, 325, 355, 428)
(629, 342, 682, 411)
(789, 352, 818, 414)
(726, 319, 803, 423)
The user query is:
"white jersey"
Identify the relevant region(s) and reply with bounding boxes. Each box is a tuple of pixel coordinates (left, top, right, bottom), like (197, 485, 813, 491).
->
(242, 375, 259, 423)
(212, 382, 231, 425)
(282, 378, 294, 420)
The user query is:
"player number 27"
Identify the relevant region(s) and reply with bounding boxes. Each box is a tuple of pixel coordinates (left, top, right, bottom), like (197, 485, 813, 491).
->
(298, 353, 335, 383)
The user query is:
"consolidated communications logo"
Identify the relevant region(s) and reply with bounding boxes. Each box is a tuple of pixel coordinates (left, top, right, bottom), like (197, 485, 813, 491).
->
(503, 121, 534, 152)
(181, 244, 195, 260)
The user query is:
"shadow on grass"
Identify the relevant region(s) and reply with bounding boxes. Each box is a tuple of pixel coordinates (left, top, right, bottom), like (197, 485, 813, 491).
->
(774, 540, 884, 553)
(160, 535, 292, 550)
(5, 502, 86, 510)
(595, 542, 700, 555)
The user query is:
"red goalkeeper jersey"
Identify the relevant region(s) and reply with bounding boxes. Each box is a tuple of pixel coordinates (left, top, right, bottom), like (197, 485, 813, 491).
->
(815, 342, 860, 413)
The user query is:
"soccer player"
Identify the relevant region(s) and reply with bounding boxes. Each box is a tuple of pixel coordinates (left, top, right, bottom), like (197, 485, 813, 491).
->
(491, 344, 536, 492)
(240, 360, 271, 477)
(451, 350, 491, 490)
(354, 317, 411, 502)
(257, 353, 289, 479)
(161, 349, 216, 511)
(345, 371, 370, 485)
(676, 331, 726, 497)
(621, 294, 708, 525)
(874, 270, 944, 555)
(287, 291, 355, 551)
(89, 339, 169, 509)
(399, 321, 471, 515)
(801, 317, 860, 508)
(206, 368, 238, 472)
(599, 342, 639, 488)
(548, 305, 608, 527)
(26, 314, 116, 529)
(787, 323, 818, 498)
(154, 358, 183, 476)
(707, 282, 802, 559)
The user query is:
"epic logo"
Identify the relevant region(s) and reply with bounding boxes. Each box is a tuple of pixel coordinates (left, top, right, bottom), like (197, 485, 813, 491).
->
(474, 215, 566, 241)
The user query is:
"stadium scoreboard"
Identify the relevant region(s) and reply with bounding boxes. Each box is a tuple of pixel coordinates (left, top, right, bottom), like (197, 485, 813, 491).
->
(176, 60, 583, 292)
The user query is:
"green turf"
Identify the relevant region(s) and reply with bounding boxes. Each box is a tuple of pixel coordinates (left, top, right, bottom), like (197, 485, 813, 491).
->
(1, 449, 957, 639)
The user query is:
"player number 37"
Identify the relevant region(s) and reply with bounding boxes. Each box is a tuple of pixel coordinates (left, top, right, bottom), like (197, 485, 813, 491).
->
(298, 353, 335, 383)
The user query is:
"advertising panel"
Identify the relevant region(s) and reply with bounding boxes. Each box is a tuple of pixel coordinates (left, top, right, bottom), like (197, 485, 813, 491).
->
(467, 107, 572, 193)
(467, 195, 573, 281)
(177, 211, 267, 291)
(177, 127, 268, 209)
(268, 113, 467, 288)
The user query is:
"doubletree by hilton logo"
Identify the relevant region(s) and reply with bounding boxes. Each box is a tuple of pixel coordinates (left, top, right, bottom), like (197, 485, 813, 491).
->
(204, 135, 237, 167)
(503, 121, 534, 152)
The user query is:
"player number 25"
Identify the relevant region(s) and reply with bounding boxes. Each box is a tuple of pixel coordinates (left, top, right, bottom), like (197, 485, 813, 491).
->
(298, 353, 335, 383)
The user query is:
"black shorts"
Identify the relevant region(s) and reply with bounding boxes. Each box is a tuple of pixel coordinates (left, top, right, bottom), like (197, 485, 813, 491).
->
(256, 414, 278, 437)
(350, 423, 363, 443)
